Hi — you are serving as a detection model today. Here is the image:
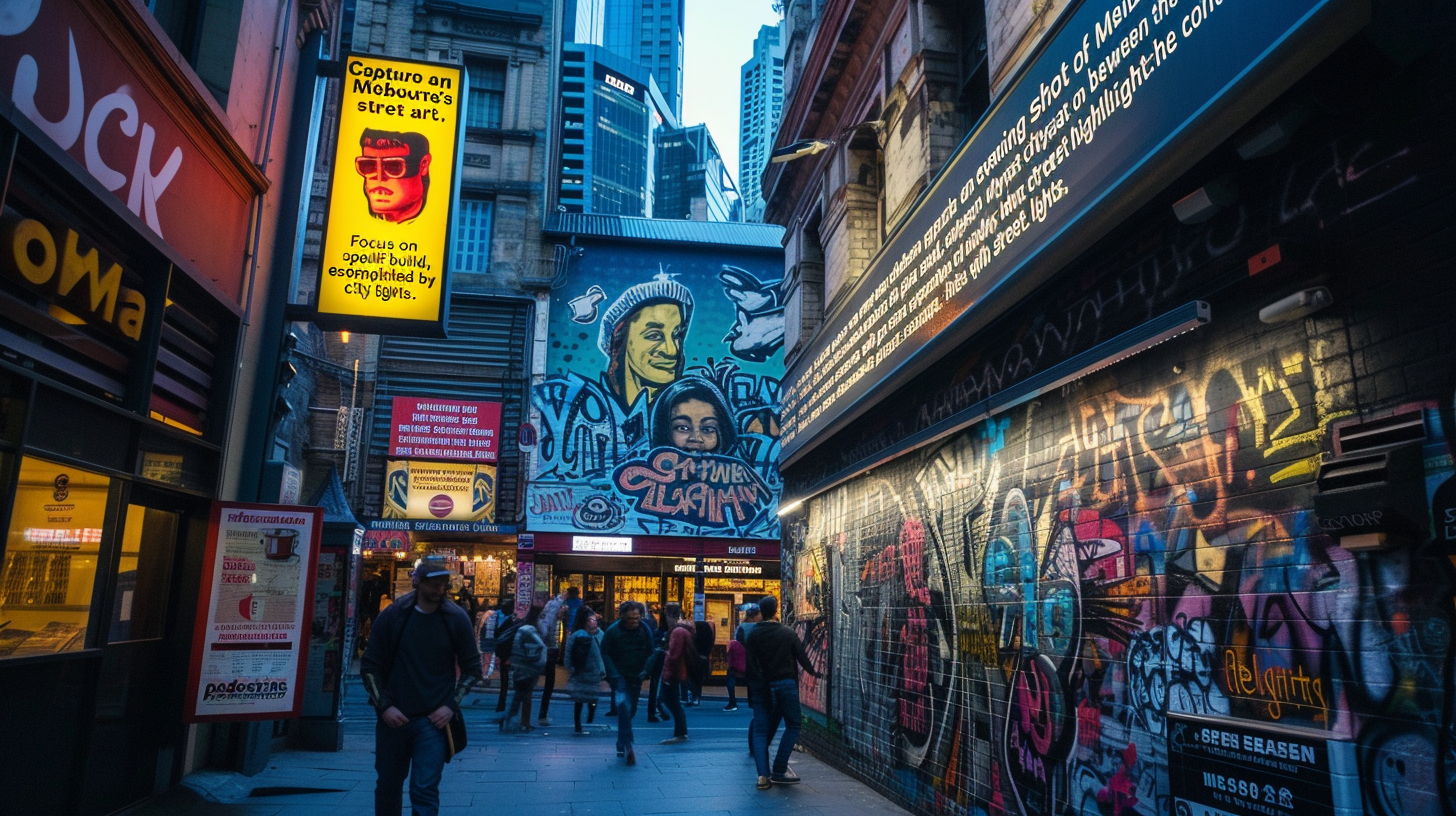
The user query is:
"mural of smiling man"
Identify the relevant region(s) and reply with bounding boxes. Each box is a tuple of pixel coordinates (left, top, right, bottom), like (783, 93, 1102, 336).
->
(599, 273, 693, 409)
(530, 238, 784, 541)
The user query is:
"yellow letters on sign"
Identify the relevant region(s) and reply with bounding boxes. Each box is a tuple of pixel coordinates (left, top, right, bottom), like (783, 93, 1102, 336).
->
(0, 211, 147, 341)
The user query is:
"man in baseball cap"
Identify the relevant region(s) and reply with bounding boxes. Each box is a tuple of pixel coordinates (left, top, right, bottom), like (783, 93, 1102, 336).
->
(363, 554, 480, 815)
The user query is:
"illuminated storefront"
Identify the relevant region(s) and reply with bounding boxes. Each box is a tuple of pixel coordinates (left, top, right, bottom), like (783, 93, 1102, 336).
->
(0, 0, 298, 810)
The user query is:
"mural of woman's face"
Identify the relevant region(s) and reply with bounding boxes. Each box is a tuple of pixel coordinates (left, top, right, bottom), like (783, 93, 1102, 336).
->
(669, 398, 721, 452)
(624, 303, 686, 392)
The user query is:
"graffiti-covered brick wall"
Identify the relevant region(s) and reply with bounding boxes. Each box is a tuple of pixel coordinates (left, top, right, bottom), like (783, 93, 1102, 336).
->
(784, 36, 1456, 816)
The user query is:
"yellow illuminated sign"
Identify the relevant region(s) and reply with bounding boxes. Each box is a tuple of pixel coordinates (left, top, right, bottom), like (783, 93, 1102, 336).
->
(382, 460, 497, 522)
(314, 55, 466, 336)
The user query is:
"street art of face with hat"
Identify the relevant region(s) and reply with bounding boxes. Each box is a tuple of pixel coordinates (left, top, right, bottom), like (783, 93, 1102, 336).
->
(531, 255, 785, 540)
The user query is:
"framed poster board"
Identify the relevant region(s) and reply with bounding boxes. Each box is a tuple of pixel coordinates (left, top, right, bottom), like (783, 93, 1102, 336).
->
(184, 502, 323, 722)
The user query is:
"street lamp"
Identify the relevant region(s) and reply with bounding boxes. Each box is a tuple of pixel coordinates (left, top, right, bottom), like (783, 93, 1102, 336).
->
(769, 119, 884, 164)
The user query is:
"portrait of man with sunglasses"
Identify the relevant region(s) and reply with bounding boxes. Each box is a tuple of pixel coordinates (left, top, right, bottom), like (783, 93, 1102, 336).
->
(356, 129, 432, 223)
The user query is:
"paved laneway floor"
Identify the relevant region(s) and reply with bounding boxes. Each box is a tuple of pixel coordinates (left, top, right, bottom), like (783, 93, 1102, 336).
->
(126, 677, 910, 816)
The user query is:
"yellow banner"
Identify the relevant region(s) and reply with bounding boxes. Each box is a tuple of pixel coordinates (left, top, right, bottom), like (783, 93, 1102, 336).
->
(315, 55, 465, 332)
(383, 460, 496, 522)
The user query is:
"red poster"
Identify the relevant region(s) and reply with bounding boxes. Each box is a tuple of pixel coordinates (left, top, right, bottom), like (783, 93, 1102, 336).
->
(184, 502, 322, 722)
(390, 397, 502, 463)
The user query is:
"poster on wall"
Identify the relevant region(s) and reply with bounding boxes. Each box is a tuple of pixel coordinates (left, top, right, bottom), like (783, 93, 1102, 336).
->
(313, 54, 466, 336)
(382, 460, 496, 522)
(529, 246, 785, 540)
(1167, 713, 1359, 816)
(184, 502, 322, 722)
(389, 397, 501, 462)
(791, 541, 829, 713)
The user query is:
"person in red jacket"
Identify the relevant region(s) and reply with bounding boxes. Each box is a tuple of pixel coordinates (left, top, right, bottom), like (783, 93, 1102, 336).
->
(658, 602, 695, 743)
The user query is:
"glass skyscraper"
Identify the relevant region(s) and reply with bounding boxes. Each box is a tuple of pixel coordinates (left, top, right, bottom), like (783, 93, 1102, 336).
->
(739, 24, 784, 223)
(558, 44, 677, 216)
(602, 0, 684, 121)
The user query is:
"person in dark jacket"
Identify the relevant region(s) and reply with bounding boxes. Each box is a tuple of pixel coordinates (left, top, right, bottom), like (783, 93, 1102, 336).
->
(599, 600, 655, 764)
(362, 556, 481, 816)
(744, 595, 820, 790)
(689, 618, 714, 705)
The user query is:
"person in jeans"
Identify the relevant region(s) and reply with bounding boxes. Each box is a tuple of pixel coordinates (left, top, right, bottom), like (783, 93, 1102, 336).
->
(658, 603, 694, 743)
(362, 556, 481, 816)
(744, 595, 820, 789)
(536, 591, 569, 726)
(599, 601, 655, 764)
(504, 606, 547, 732)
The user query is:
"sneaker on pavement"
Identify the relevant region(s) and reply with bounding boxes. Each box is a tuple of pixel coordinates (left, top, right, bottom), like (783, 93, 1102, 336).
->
(537, 718, 552, 727)
(756, 776, 772, 790)
(771, 769, 801, 785)
(616, 747, 626, 757)
(724, 704, 738, 711)
(659, 735, 689, 744)
(647, 716, 661, 723)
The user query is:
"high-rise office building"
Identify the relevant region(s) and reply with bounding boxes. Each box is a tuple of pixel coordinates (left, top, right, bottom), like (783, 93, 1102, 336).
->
(654, 124, 740, 221)
(738, 24, 785, 222)
(602, 0, 685, 121)
(563, 0, 605, 44)
(558, 43, 678, 216)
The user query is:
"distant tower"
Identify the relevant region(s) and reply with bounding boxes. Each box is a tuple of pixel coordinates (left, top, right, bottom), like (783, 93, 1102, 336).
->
(738, 24, 784, 223)
(602, 0, 685, 121)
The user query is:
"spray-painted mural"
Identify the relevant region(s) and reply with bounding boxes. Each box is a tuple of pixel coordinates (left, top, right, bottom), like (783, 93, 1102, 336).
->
(530, 244, 784, 539)
(783, 60, 1456, 816)
(793, 326, 1456, 816)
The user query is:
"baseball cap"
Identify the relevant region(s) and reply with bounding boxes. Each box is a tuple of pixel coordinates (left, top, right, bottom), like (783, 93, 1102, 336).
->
(413, 555, 454, 580)
(740, 602, 760, 614)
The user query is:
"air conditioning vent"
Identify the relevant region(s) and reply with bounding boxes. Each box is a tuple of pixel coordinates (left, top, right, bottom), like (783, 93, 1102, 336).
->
(1333, 410, 1426, 456)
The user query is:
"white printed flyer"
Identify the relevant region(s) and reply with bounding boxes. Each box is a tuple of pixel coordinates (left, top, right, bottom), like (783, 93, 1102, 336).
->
(184, 501, 322, 722)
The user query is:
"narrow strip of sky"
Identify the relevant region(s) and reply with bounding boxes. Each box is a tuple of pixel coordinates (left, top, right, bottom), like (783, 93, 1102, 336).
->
(681, 0, 782, 181)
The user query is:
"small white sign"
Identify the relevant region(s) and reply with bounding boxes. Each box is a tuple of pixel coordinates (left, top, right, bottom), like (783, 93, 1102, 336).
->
(572, 536, 632, 553)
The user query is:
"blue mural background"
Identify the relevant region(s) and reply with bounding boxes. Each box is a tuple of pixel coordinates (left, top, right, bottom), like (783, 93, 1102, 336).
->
(529, 243, 784, 540)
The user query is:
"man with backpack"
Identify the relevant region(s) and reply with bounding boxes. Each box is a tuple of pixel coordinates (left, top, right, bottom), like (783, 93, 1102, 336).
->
(362, 556, 481, 816)
(503, 605, 548, 732)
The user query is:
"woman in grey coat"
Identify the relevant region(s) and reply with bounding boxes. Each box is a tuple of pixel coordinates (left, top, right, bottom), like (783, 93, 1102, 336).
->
(563, 606, 607, 733)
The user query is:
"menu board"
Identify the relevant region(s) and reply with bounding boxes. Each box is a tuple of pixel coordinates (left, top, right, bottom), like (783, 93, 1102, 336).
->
(184, 502, 322, 722)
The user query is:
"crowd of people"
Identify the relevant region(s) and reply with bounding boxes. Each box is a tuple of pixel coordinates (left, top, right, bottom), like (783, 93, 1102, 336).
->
(362, 556, 818, 815)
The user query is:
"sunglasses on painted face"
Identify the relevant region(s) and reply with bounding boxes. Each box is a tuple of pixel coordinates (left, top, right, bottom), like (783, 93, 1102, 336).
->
(355, 156, 415, 178)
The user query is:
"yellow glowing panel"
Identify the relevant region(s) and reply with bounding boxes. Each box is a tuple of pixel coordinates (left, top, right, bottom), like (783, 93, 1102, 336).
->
(315, 55, 465, 335)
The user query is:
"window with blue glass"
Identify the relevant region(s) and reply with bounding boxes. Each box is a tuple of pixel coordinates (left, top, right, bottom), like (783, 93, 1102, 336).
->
(467, 60, 506, 129)
(452, 198, 494, 273)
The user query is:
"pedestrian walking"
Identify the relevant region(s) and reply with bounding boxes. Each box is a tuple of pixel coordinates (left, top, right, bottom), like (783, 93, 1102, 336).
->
(504, 605, 548, 732)
(690, 618, 714, 705)
(361, 556, 481, 816)
(491, 599, 518, 713)
(599, 600, 655, 764)
(658, 603, 694, 743)
(735, 602, 764, 751)
(644, 605, 669, 721)
(564, 606, 607, 733)
(537, 590, 569, 726)
(745, 595, 820, 790)
(725, 631, 744, 710)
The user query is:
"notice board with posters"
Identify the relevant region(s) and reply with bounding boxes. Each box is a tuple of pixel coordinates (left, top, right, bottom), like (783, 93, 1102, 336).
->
(313, 54, 466, 336)
(1167, 712, 1360, 816)
(185, 502, 322, 722)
